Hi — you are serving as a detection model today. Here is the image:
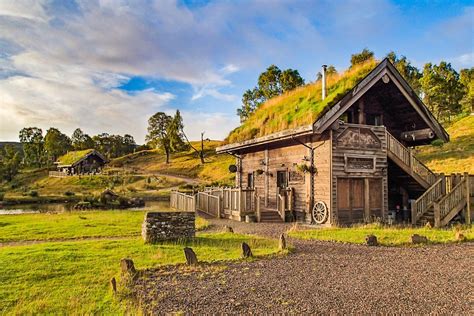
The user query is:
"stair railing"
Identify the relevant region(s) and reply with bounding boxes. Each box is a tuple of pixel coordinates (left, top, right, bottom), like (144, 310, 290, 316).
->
(277, 193, 286, 222)
(411, 177, 444, 224)
(433, 177, 468, 227)
(386, 131, 438, 186)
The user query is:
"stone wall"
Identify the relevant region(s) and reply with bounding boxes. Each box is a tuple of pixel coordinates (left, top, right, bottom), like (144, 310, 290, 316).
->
(142, 212, 195, 243)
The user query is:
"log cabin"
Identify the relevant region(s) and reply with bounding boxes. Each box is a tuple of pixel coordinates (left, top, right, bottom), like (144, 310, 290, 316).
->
(52, 149, 106, 176)
(177, 58, 471, 227)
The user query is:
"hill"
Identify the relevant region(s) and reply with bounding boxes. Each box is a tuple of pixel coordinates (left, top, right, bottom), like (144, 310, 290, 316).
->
(227, 59, 378, 143)
(417, 115, 474, 174)
(109, 140, 235, 185)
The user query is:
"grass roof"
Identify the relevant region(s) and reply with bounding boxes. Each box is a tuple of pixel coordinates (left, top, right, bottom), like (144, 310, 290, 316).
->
(226, 59, 378, 143)
(57, 149, 95, 166)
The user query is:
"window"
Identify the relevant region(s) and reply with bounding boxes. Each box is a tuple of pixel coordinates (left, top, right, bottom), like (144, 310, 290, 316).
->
(247, 173, 254, 188)
(366, 114, 382, 126)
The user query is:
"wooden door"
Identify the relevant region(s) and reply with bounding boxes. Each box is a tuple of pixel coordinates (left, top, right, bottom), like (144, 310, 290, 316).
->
(369, 178, 383, 218)
(337, 178, 365, 224)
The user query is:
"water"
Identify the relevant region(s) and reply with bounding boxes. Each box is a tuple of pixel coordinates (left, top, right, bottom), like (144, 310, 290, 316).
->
(0, 200, 170, 215)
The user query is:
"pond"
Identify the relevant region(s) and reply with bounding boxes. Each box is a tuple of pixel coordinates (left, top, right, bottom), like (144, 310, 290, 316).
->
(0, 200, 170, 214)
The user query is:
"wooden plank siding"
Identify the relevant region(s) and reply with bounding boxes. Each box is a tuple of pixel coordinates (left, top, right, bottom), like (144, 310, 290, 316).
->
(237, 133, 331, 222)
(331, 123, 388, 225)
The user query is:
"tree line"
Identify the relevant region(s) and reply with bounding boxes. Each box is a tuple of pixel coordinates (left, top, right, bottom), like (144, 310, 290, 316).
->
(16, 127, 137, 168)
(237, 48, 473, 122)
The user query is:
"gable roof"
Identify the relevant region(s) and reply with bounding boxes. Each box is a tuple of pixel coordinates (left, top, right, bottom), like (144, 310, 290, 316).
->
(217, 58, 449, 154)
(56, 149, 106, 167)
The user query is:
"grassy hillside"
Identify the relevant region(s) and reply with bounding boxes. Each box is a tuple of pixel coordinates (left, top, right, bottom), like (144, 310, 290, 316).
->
(109, 140, 235, 185)
(0, 140, 234, 201)
(227, 59, 378, 143)
(417, 115, 474, 174)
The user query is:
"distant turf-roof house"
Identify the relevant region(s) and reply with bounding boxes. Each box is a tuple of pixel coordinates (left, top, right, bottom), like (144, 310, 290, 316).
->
(52, 149, 106, 176)
(173, 58, 472, 228)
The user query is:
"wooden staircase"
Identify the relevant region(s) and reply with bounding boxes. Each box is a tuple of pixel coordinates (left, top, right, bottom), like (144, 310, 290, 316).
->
(259, 209, 285, 223)
(386, 131, 472, 227)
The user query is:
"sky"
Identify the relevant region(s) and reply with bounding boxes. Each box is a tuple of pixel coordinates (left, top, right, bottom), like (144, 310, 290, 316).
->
(0, 0, 472, 143)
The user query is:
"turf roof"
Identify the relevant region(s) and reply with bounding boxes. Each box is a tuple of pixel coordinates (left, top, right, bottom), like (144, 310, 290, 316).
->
(226, 59, 378, 143)
(56, 149, 95, 166)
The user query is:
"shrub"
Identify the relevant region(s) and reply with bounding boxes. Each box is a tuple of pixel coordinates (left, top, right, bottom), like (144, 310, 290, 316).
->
(0, 192, 4, 201)
(64, 191, 75, 197)
(28, 190, 39, 197)
(431, 139, 444, 147)
(127, 186, 137, 192)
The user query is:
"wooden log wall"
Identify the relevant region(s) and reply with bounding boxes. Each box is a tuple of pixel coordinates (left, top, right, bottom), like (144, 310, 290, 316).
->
(239, 133, 331, 222)
(331, 124, 388, 225)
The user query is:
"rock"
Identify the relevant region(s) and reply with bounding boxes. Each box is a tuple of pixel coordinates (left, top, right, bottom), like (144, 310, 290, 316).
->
(365, 234, 378, 246)
(110, 277, 117, 294)
(242, 242, 253, 258)
(279, 234, 286, 250)
(455, 232, 466, 242)
(184, 247, 198, 265)
(224, 225, 234, 233)
(411, 234, 429, 244)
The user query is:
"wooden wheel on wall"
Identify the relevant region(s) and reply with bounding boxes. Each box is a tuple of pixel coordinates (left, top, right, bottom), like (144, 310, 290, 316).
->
(312, 201, 328, 224)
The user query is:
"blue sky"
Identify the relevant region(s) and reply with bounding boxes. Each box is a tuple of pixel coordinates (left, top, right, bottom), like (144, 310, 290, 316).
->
(0, 0, 472, 143)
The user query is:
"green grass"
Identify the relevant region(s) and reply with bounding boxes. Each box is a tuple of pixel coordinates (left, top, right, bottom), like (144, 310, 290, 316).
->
(417, 115, 474, 174)
(57, 149, 95, 165)
(0, 233, 279, 314)
(0, 210, 211, 242)
(0, 211, 279, 313)
(226, 59, 378, 143)
(289, 224, 473, 246)
(109, 140, 235, 185)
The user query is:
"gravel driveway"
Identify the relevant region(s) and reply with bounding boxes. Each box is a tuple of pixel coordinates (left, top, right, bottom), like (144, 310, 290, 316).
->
(132, 219, 474, 315)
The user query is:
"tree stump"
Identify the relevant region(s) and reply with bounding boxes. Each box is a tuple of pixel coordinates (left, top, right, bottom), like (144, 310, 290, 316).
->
(365, 234, 378, 246)
(242, 242, 253, 258)
(411, 234, 428, 244)
(224, 225, 234, 233)
(184, 247, 198, 265)
(455, 232, 466, 242)
(120, 258, 138, 285)
(279, 234, 286, 250)
(110, 277, 117, 294)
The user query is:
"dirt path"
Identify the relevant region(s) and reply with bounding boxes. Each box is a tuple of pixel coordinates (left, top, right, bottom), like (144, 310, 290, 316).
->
(133, 219, 474, 315)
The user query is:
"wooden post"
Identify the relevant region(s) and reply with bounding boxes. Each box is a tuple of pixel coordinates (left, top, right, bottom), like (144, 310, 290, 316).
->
(411, 199, 416, 225)
(433, 202, 440, 228)
(465, 173, 471, 224)
(256, 196, 261, 222)
(364, 178, 370, 222)
(440, 173, 446, 195)
(217, 195, 221, 218)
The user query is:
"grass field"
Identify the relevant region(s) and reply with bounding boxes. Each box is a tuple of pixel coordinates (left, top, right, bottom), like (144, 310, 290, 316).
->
(417, 115, 474, 174)
(289, 224, 473, 246)
(0, 212, 280, 314)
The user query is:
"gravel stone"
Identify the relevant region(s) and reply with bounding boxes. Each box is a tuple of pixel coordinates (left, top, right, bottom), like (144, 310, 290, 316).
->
(132, 218, 474, 315)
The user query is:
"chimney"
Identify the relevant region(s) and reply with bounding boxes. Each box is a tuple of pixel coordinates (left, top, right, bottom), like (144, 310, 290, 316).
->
(321, 65, 327, 100)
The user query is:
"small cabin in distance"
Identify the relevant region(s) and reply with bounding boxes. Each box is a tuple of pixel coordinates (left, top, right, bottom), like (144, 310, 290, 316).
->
(51, 149, 107, 177)
(179, 58, 472, 227)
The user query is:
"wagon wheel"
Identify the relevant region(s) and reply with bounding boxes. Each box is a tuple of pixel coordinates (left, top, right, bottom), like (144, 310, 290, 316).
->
(312, 201, 328, 224)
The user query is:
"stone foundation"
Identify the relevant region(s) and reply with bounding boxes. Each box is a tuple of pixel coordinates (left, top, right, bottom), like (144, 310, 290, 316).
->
(142, 212, 195, 243)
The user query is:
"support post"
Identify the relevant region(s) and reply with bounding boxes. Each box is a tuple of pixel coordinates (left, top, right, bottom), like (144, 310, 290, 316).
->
(440, 173, 446, 195)
(411, 199, 416, 225)
(217, 195, 221, 218)
(364, 178, 370, 222)
(433, 202, 441, 228)
(465, 173, 471, 224)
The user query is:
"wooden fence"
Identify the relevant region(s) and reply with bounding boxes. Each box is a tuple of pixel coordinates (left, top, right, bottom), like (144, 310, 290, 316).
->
(48, 171, 69, 178)
(170, 191, 196, 212)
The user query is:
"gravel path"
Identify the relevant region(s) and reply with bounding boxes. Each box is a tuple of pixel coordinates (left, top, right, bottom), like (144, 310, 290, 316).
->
(132, 219, 474, 315)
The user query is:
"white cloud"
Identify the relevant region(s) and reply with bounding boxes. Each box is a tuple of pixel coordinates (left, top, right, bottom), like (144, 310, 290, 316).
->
(181, 111, 240, 141)
(452, 52, 474, 68)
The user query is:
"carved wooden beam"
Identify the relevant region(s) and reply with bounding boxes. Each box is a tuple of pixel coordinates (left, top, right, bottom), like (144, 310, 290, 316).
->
(400, 128, 435, 142)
